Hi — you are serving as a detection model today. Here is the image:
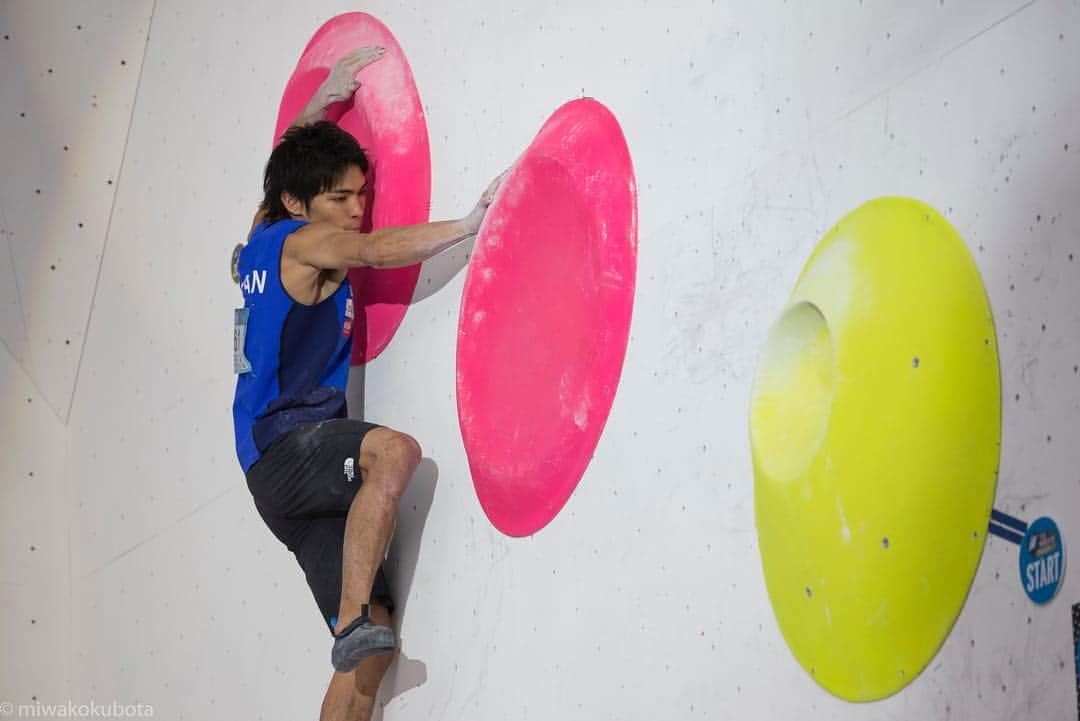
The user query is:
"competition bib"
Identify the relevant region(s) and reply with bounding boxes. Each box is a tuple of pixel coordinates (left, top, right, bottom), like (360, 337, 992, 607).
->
(233, 308, 252, 374)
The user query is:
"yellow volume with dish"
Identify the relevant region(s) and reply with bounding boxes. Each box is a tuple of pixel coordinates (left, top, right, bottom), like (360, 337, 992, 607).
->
(751, 197, 1000, 701)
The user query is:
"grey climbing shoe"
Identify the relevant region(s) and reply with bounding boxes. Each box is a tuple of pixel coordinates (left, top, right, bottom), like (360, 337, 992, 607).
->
(331, 605, 396, 672)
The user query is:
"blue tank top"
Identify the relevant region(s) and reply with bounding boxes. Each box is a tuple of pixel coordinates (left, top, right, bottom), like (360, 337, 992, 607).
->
(232, 219, 354, 472)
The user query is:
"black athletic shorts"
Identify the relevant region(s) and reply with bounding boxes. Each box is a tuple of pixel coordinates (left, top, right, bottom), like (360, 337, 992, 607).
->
(245, 418, 395, 634)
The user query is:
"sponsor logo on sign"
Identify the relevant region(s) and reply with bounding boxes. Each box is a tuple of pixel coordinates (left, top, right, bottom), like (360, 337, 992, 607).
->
(1019, 516, 1065, 605)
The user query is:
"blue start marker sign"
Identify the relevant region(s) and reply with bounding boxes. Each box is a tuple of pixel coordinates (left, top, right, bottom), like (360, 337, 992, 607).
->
(1018, 516, 1065, 605)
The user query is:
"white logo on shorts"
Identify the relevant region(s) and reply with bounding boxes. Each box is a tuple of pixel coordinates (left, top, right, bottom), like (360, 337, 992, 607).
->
(344, 458, 355, 483)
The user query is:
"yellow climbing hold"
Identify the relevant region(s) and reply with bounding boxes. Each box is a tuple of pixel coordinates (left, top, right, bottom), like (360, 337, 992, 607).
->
(750, 197, 1000, 701)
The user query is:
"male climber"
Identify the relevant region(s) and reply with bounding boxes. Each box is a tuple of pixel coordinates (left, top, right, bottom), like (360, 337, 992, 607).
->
(232, 48, 501, 720)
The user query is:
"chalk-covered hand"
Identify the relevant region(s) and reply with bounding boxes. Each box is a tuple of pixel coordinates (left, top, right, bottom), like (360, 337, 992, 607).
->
(319, 47, 386, 104)
(464, 170, 510, 234)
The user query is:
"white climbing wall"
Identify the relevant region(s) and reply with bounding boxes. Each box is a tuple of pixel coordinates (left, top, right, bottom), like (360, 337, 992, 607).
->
(0, 1, 152, 420)
(1, 1, 1078, 720)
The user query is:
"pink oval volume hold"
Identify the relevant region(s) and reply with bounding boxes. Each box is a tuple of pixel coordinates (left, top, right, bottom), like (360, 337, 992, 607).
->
(457, 98, 638, 537)
(274, 12, 430, 364)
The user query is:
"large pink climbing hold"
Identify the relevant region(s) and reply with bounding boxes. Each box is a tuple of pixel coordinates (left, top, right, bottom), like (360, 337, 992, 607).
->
(274, 12, 430, 364)
(457, 98, 638, 537)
